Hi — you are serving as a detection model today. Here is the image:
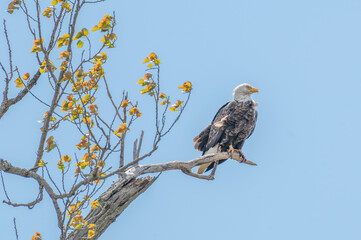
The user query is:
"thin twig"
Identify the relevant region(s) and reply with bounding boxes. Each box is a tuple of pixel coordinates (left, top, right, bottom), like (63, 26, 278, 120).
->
(0, 171, 11, 202)
(13, 218, 19, 240)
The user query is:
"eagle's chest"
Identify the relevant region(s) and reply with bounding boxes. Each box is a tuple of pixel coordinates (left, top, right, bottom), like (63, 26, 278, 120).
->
(231, 104, 257, 137)
(233, 102, 256, 123)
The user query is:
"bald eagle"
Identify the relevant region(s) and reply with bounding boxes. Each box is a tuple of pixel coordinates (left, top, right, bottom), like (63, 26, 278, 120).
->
(193, 83, 258, 174)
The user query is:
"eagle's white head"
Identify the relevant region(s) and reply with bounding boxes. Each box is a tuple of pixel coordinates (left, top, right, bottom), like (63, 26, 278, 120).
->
(233, 83, 259, 102)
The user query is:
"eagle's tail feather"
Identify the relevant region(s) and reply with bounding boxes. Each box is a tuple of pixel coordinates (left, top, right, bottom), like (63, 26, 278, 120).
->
(204, 159, 227, 172)
(193, 124, 211, 152)
(197, 159, 228, 175)
(197, 163, 211, 174)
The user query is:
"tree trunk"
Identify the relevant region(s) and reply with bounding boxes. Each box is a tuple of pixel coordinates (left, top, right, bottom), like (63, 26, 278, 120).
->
(68, 174, 158, 240)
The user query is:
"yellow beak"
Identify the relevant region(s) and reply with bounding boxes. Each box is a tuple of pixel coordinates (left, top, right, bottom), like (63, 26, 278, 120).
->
(250, 87, 259, 93)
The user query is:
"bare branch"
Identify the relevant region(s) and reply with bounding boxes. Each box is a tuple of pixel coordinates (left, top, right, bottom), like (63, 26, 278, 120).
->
(136, 130, 144, 159)
(1, 20, 12, 103)
(0, 159, 63, 229)
(181, 161, 218, 180)
(133, 152, 256, 177)
(103, 76, 124, 122)
(132, 139, 138, 161)
(0, 70, 42, 119)
(13, 218, 19, 240)
(0, 171, 11, 202)
(3, 185, 43, 209)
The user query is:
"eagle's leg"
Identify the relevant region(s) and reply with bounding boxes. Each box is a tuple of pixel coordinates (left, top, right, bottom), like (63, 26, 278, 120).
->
(228, 144, 239, 158)
(228, 145, 246, 162)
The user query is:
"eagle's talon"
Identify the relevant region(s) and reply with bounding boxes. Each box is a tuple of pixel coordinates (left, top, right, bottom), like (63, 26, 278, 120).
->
(228, 145, 242, 159)
(228, 145, 249, 162)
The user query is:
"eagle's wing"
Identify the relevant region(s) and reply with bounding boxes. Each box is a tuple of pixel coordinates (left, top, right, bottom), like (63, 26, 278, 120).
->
(193, 101, 232, 153)
(246, 110, 257, 139)
(205, 101, 237, 150)
(194, 101, 237, 174)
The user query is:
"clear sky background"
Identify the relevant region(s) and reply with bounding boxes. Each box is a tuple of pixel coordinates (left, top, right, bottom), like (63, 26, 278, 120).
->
(1, 0, 361, 239)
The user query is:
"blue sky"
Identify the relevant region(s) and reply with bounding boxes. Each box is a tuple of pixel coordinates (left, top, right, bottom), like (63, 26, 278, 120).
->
(1, 0, 361, 239)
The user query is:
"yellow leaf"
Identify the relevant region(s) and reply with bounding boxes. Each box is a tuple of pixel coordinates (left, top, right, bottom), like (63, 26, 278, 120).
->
(120, 100, 129, 108)
(82, 117, 94, 128)
(59, 51, 70, 59)
(90, 144, 100, 152)
(137, 78, 144, 85)
(33, 38, 43, 46)
(158, 93, 166, 99)
(75, 70, 83, 78)
(82, 94, 90, 104)
(32, 232, 42, 240)
(77, 40, 84, 48)
(174, 100, 184, 108)
(88, 229, 95, 239)
(169, 107, 179, 112)
(108, 33, 117, 40)
(154, 59, 161, 65)
(22, 73, 30, 80)
(73, 31, 83, 40)
(61, 2, 71, 11)
(144, 73, 152, 80)
(31, 44, 41, 53)
(46, 136, 57, 152)
(42, 7, 53, 18)
(7, 3, 18, 13)
(51, 0, 58, 6)
(64, 71, 72, 80)
(148, 52, 157, 60)
(140, 82, 156, 95)
(62, 155, 72, 163)
(57, 33, 70, 48)
(129, 107, 142, 117)
(88, 224, 96, 229)
(14, 77, 24, 88)
(142, 57, 149, 64)
(82, 28, 89, 36)
(114, 123, 127, 136)
(91, 25, 99, 32)
(160, 100, 170, 106)
(67, 94, 74, 101)
(178, 81, 193, 93)
(97, 160, 105, 168)
(100, 52, 107, 60)
(57, 160, 65, 171)
(147, 63, 153, 68)
(38, 160, 46, 167)
(75, 223, 82, 230)
(88, 104, 98, 114)
(90, 200, 99, 209)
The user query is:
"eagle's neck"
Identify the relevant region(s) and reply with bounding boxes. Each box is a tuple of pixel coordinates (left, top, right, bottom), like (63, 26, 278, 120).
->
(234, 94, 252, 102)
